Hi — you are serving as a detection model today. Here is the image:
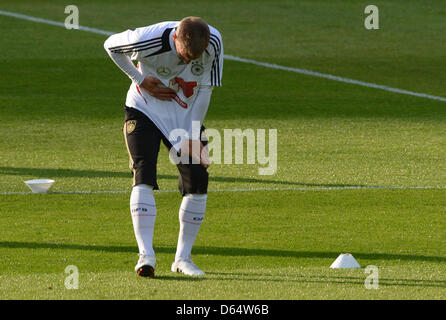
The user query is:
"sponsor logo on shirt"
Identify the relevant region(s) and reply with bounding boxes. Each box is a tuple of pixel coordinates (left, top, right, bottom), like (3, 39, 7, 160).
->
(156, 66, 171, 77)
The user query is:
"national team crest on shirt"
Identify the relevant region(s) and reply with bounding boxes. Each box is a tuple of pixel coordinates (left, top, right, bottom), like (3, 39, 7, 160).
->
(191, 61, 204, 76)
(126, 120, 137, 134)
(156, 66, 171, 77)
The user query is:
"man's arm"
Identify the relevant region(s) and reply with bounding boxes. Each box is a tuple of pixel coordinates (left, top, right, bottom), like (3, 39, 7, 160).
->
(189, 86, 213, 129)
(104, 31, 176, 100)
(203, 28, 223, 87)
(181, 86, 213, 168)
(104, 31, 146, 85)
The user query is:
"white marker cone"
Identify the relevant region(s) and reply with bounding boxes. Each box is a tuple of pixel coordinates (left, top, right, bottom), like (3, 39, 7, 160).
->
(24, 179, 55, 194)
(330, 253, 361, 269)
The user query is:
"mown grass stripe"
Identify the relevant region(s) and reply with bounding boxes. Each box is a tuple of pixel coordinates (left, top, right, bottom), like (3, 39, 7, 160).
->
(1, 10, 445, 103)
(2, 185, 446, 195)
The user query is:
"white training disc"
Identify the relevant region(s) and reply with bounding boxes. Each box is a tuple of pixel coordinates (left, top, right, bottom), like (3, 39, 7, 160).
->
(330, 253, 361, 269)
(24, 179, 55, 194)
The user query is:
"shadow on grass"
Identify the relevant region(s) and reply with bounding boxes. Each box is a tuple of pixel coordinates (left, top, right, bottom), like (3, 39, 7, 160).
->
(155, 272, 446, 288)
(1, 241, 444, 288)
(0, 167, 130, 179)
(205, 271, 446, 289)
(153, 275, 206, 282)
(0, 241, 445, 264)
(0, 166, 368, 188)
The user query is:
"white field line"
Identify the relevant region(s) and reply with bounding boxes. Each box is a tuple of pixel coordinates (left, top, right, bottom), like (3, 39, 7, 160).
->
(224, 55, 446, 102)
(0, 10, 113, 35)
(1, 10, 445, 102)
(1, 185, 446, 195)
(0, 11, 444, 195)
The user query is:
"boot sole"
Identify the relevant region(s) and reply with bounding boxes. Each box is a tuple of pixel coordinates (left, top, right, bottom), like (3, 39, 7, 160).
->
(137, 265, 155, 278)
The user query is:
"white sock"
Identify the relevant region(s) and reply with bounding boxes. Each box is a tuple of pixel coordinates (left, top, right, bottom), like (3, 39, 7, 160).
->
(130, 184, 156, 256)
(175, 193, 207, 261)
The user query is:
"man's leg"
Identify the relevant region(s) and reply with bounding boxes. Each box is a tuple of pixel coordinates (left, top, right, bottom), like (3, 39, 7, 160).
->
(124, 107, 161, 277)
(175, 193, 207, 260)
(130, 184, 156, 256)
(172, 160, 209, 276)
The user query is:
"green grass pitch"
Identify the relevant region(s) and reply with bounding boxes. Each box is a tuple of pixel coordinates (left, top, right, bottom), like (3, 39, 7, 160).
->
(0, 0, 445, 299)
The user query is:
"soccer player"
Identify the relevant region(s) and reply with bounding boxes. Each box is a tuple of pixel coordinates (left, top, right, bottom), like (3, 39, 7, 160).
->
(104, 17, 223, 277)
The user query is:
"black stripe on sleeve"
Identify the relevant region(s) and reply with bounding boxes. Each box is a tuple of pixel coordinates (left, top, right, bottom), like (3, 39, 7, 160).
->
(143, 28, 173, 58)
(210, 34, 222, 52)
(209, 37, 221, 86)
(208, 41, 218, 86)
(109, 37, 162, 51)
(210, 63, 215, 86)
(111, 41, 163, 54)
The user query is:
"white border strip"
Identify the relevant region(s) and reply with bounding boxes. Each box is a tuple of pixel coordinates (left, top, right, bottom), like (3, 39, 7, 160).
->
(224, 55, 446, 102)
(1, 10, 445, 102)
(0, 10, 113, 35)
(1, 185, 446, 195)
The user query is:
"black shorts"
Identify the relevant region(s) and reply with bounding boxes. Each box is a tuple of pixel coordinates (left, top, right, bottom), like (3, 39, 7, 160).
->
(123, 106, 208, 196)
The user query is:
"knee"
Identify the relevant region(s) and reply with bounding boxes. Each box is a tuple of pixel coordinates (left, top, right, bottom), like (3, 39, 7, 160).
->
(184, 193, 207, 200)
(179, 164, 209, 196)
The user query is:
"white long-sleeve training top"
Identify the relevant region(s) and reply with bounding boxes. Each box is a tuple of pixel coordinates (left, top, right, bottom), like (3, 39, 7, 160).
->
(104, 21, 223, 150)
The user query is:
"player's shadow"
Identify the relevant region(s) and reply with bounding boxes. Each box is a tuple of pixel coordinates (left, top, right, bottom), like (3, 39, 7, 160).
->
(0, 166, 130, 179)
(0, 166, 365, 188)
(0, 241, 445, 264)
(1, 241, 444, 287)
(204, 271, 446, 288)
(153, 275, 206, 282)
(191, 246, 446, 264)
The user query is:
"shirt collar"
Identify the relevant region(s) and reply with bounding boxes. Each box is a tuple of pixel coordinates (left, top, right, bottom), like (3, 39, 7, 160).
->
(169, 27, 177, 54)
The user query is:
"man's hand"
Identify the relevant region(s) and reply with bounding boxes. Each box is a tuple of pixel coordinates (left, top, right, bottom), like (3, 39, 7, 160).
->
(139, 77, 177, 101)
(181, 139, 210, 168)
